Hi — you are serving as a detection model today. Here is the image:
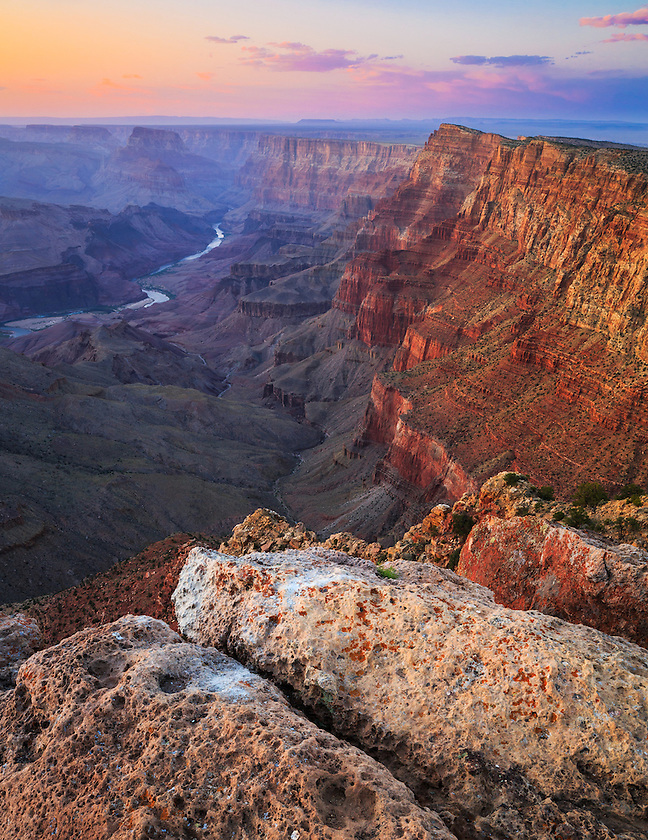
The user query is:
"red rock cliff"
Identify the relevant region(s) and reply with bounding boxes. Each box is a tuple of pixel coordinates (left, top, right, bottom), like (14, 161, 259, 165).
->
(341, 125, 648, 501)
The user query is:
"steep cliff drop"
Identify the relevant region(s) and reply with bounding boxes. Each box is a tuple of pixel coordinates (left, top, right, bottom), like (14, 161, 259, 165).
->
(285, 124, 648, 533)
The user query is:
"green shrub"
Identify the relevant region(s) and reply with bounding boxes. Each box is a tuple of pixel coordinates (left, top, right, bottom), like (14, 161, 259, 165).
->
(376, 565, 399, 579)
(617, 483, 644, 500)
(564, 506, 592, 529)
(451, 511, 475, 538)
(447, 549, 461, 571)
(537, 485, 555, 501)
(553, 510, 565, 521)
(503, 472, 521, 486)
(572, 481, 608, 508)
(626, 517, 641, 532)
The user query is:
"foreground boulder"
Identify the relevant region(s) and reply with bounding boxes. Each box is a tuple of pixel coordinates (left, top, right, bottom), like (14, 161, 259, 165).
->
(0, 615, 454, 840)
(459, 515, 648, 648)
(174, 546, 648, 840)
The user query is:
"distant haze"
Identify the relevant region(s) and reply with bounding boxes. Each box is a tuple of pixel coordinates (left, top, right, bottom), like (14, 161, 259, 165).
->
(1, 1, 647, 127)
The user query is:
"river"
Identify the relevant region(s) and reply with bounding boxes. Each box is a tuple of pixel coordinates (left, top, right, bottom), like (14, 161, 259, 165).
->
(1, 223, 224, 338)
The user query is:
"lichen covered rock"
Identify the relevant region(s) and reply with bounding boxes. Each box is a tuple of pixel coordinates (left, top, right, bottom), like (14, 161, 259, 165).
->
(0, 615, 452, 840)
(174, 547, 648, 839)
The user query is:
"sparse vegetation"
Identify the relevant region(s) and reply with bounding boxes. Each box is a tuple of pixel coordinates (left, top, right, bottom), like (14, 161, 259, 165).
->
(504, 473, 521, 486)
(537, 485, 555, 501)
(376, 565, 399, 579)
(616, 484, 645, 507)
(572, 481, 609, 508)
(564, 507, 593, 529)
(451, 511, 475, 538)
(447, 549, 461, 571)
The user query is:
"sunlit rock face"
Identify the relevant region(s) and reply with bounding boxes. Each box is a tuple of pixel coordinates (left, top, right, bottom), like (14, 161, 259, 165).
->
(174, 546, 648, 840)
(335, 125, 648, 502)
(459, 513, 648, 647)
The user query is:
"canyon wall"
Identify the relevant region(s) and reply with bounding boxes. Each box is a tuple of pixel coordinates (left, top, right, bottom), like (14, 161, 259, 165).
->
(337, 125, 648, 502)
(236, 135, 418, 213)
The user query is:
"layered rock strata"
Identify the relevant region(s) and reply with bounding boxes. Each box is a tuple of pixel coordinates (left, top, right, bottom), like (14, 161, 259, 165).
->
(335, 125, 648, 503)
(0, 615, 453, 840)
(174, 546, 648, 840)
(237, 135, 418, 213)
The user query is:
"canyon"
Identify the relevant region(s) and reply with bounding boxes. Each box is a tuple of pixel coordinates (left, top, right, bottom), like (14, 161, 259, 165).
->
(4, 120, 648, 588)
(3, 119, 648, 837)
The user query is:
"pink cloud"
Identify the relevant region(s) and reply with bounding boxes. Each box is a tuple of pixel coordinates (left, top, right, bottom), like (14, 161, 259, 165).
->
(240, 42, 378, 72)
(602, 31, 648, 40)
(122, 74, 142, 79)
(205, 34, 249, 44)
(580, 7, 648, 27)
(196, 72, 214, 81)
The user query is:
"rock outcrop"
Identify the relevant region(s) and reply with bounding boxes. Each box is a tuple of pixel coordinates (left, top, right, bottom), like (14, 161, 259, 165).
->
(0, 614, 40, 689)
(0, 615, 453, 839)
(174, 546, 648, 839)
(333, 125, 648, 507)
(459, 514, 648, 647)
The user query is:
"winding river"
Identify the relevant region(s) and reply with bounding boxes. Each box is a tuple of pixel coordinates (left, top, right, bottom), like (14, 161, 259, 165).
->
(1, 223, 224, 337)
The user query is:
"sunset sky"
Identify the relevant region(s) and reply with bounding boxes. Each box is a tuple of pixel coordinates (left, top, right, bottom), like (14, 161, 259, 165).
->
(2, 0, 648, 122)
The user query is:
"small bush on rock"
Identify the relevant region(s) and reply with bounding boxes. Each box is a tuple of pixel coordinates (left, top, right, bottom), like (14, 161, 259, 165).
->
(452, 511, 475, 538)
(376, 566, 399, 579)
(572, 481, 609, 508)
(564, 506, 593, 529)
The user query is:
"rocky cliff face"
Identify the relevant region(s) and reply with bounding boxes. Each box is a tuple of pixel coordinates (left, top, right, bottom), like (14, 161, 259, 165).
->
(236, 135, 418, 214)
(0, 615, 450, 840)
(6, 486, 648, 837)
(338, 125, 648, 503)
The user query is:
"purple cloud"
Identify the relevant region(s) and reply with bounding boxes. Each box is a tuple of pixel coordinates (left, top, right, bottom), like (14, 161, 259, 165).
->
(602, 31, 648, 40)
(451, 54, 553, 66)
(241, 42, 375, 72)
(205, 34, 250, 44)
(580, 7, 648, 27)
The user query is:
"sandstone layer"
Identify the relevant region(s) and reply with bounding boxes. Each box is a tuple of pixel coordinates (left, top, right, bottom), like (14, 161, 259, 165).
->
(236, 135, 418, 213)
(0, 615, 453, 840)
(174, 546, 648, 839)
(331, 125, 648, 506)
(459, 514, 648, 647)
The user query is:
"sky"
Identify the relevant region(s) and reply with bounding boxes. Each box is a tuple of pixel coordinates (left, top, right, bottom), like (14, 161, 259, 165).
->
(1, 0, 648, 123)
